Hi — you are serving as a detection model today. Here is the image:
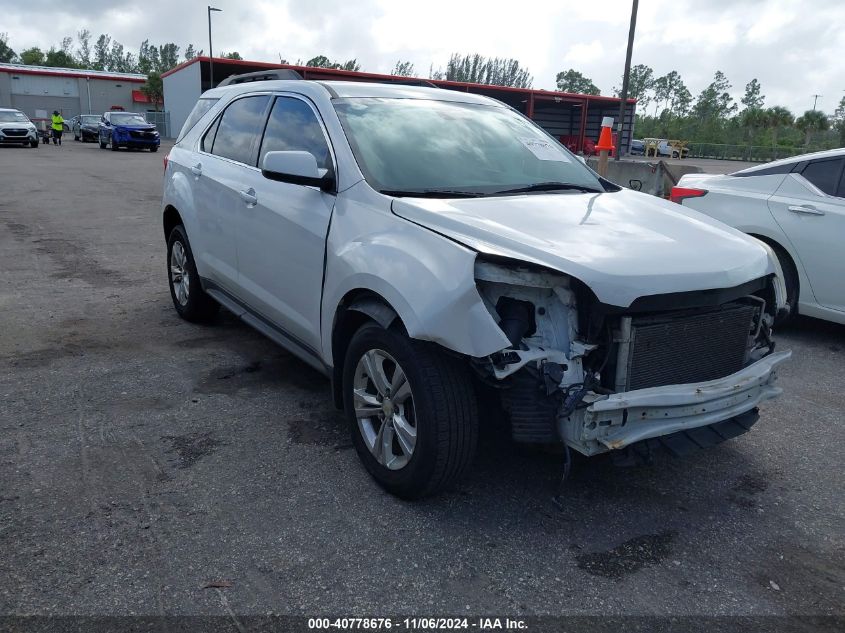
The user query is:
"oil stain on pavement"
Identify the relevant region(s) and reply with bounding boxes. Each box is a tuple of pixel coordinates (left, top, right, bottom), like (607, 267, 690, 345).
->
(576, 531, 676, 579)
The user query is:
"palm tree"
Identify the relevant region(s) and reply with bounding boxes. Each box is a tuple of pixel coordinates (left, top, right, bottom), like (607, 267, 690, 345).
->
(741, 107, 768, 142)
(795, 109, 830, 146)
(765, 106, 794, 147)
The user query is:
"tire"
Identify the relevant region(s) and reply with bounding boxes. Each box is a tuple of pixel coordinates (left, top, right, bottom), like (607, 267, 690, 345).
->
(771, 242, 799, 326)
(110, 137, 119, 151)
(29, 140, 38, 148)
(343, 322, 478, 499)
(74, 133, 79, 141)
(166, 225, 219, 322)
(99, 137, 107, 149)
(150, 146, 158, 153)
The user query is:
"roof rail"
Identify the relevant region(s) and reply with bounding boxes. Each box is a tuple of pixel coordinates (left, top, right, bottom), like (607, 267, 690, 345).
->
(217, 69, 303, 86)
(386, 78, 439, 88)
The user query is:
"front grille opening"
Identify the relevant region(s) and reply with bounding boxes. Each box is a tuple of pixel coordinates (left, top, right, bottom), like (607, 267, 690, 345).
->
(613, 302, 758, 392)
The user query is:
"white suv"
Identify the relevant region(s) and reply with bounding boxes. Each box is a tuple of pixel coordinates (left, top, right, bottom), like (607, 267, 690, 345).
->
(162, 77, 790, 499)
(0, 108, 39, 148)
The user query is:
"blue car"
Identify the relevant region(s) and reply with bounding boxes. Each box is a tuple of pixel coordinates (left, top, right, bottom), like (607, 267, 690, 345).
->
(99, 111, 160, 152)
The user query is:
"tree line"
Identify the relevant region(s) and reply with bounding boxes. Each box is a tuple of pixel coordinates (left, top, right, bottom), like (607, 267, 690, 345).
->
(557, 64, 845, 150)
(4, 29, 840, 148)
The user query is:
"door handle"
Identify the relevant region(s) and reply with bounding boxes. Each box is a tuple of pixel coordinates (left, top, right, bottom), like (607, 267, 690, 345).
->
(239, 188, 258, 206)
(788, 204, 824, 216)
(190, 163, 202, 177)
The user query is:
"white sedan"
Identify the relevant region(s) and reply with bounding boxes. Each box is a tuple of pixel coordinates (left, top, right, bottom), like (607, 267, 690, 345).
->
(673, 149, 845, 325)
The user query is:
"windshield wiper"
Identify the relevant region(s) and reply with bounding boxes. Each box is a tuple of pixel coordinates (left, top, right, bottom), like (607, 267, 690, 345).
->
(380, 189, 486, 199)
(493, 181, 604, 195)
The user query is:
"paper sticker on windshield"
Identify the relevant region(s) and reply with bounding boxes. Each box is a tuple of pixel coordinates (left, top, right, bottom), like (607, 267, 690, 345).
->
(520, 137, 571, 162)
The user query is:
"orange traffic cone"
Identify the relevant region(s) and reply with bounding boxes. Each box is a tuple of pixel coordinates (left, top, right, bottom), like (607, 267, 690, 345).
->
(595, 116, 615, 152)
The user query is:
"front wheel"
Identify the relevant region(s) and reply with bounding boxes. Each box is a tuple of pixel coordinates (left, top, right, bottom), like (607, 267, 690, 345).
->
(110, 137, 119, 151)
(166, 225, 219, 322)
(29, 140, 38, 148)
(150, 146, 158, 153)
(99, 137, 107, 149)
(343, 323, 478, 499)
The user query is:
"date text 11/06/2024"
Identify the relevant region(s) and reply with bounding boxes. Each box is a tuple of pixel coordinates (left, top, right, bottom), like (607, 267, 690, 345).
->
(307, 618, 528, 630)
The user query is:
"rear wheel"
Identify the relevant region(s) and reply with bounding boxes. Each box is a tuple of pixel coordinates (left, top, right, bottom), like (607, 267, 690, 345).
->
(166, 225, 219, 322)
(343, 323, 478, 499)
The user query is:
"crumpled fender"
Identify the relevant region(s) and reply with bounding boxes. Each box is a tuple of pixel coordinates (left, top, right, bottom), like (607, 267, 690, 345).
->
(320, 186, 510, 366)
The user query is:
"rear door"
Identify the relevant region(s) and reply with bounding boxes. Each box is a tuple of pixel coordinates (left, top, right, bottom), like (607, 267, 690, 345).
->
(192, 93, 271, 292)
(234, 94, 336, 353)
(767, 156, 845, 312)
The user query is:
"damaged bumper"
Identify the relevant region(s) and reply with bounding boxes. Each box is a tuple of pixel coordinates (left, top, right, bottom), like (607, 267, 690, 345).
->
(559, 350, 792, 455)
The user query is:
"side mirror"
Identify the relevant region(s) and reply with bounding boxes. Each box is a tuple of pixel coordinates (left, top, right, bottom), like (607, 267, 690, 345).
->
(262, 150, 334, 192)
(629, 179, 643, 191)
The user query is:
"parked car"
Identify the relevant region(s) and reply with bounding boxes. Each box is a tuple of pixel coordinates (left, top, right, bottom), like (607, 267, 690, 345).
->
(162, 77, 790, 499)
(98, 111, 160, 151)
(629, 139, 645, 155)
(72, 114, 101, 142)
(673, 148, 845, 325)
(0, 108, 39, 148)
(657, 140, 689, 159)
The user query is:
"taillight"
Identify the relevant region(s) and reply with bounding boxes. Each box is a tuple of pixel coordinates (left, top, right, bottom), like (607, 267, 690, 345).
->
(670, 186, 707, 205)
(163, 153, 169, 172)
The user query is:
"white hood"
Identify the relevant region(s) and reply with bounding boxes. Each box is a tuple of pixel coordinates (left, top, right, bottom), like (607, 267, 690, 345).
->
(392, 189, 773, 307)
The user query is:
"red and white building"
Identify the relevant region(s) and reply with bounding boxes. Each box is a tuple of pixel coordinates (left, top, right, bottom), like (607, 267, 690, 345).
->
(162, 56, 636, 153)
(0, 63, 151, 121)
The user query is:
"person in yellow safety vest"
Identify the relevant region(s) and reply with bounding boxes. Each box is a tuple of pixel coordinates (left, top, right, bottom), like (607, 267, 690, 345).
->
(51, 110, 64, 146)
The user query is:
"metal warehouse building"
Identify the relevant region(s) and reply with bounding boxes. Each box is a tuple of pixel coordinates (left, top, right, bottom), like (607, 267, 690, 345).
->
(0, 63, 150, 120)
(162, 57, 636, 153)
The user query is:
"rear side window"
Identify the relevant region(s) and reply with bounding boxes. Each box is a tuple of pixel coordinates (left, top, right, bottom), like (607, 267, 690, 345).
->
(209, 95, 270, 165)
(801, 158, 844, 197)
(201, 116, 221, 153)
(258, 97, 332, 170)
(177, 97, 219, 142)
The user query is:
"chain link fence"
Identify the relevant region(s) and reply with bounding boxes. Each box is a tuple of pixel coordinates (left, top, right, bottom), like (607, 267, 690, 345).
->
(685, 143, 828, 162)
(143, 111, 172, 138)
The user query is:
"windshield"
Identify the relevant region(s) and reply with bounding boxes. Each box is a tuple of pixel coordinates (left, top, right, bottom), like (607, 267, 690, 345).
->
(0, 111, 30, 123)
(81, 115, 99, 124)
(333, 98, 604, 196)
(111, 113, 148, 125)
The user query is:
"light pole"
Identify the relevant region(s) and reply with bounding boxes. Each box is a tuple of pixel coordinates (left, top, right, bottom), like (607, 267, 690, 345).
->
(208, 6, 222, 88)
(615, 0, 639, 161)
(811, 94, 822, 111)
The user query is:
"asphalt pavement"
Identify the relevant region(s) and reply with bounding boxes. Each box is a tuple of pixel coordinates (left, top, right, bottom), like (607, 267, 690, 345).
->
(1, 139, 843, 622)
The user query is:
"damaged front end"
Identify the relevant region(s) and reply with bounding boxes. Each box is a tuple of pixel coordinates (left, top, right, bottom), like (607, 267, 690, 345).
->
(472, 259, 790, 457)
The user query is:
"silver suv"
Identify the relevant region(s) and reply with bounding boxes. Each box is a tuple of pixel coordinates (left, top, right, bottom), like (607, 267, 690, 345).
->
(162, 76, 789, 499)
(0, 108, 39, 148)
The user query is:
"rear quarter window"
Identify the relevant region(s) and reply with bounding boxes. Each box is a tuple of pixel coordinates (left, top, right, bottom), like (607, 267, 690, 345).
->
(177, 98, 219, 142)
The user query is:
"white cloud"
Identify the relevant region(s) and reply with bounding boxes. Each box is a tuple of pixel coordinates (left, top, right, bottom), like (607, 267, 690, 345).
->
(2, 0, 843, 114)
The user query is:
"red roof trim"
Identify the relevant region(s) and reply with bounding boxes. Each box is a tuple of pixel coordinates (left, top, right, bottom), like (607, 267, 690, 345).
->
(160, 56, 636, 105)
(1, 66, 144, 82)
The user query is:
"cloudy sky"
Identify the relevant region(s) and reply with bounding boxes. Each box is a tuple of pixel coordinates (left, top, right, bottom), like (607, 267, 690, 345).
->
(3, 0, 844, 114)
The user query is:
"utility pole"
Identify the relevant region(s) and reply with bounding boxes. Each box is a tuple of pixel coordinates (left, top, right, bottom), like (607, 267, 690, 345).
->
(615, 0, 639, 161)
(811, 94, 822, 111)
(208, 6, 222, 89)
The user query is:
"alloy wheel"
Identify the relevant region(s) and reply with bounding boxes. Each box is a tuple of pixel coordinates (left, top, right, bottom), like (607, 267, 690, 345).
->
(353, 349, 416, 470)
(170, 241, 190, 306)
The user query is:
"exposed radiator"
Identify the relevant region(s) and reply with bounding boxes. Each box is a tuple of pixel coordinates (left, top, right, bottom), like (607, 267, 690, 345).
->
(614, 302, 758, 392)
